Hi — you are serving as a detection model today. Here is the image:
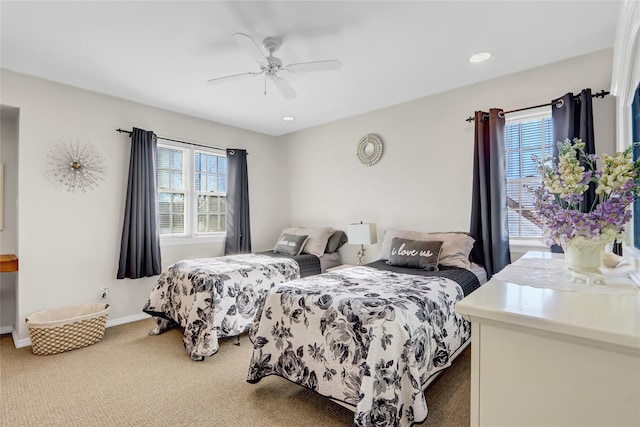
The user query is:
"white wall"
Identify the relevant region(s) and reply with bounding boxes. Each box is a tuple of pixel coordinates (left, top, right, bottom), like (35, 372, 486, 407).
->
(281, 49, 616, 264)
(0, 111, 19, 331)
(0, 69, 289, 343)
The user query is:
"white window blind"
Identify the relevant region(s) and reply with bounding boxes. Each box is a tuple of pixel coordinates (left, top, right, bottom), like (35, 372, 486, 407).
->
(504, 106, 553, 240)
(157, 143, 226, 237)
(157, 146, 185, 235)
(194, 151, 227, 233)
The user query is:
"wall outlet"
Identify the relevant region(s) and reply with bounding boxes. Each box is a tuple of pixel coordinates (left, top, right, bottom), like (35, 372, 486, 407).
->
(99, 288, 108, 299)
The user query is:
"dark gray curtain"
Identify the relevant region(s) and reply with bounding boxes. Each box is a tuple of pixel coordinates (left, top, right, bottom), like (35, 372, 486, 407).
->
(552, 89, 596, 210)
(117, 127, 162, 279)
(551, 89, 602, 252)
(224, 149, 252, 254)
(469, 109, 511, 278)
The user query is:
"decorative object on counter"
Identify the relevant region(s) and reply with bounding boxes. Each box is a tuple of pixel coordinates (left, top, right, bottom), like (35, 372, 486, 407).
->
(43, 139, 107, 192)
(601, 252, 630, 268)
(356, 133, 383, 166)
(533, 138, 640, 282)
(563, 237, 609, 284)
(347, 221, 377, 265)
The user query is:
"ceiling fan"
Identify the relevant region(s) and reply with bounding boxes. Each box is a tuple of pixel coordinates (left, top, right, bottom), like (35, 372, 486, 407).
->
(207, 33, 342, 100)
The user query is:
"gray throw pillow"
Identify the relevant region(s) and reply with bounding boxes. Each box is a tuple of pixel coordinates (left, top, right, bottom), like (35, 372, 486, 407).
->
(279, 226, 334, 257)
(274, 233, 308, 256)
(325, 230, 348, 253)
(386, 238, 443, 271)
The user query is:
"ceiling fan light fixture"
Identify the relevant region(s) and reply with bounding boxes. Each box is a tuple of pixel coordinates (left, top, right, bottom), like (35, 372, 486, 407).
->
(469, 52, 492, 63)
(282, 116, 295, 122)
(208, 33, 343, 100)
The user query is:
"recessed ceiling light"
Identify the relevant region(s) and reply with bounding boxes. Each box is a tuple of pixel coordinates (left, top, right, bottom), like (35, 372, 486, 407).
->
(282, 116, 295, 122)
(469, 52, 492, 63)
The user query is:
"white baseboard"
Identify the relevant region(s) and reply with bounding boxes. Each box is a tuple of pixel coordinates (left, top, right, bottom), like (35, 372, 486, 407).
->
(0, 326, 13, 335)
(10, 312, 152, 349)
(12, 328, 29, 348)
(106, 312, 150, 328)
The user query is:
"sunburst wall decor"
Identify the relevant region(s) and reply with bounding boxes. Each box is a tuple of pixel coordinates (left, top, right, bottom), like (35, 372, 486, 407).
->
(44, 139, 107, 192)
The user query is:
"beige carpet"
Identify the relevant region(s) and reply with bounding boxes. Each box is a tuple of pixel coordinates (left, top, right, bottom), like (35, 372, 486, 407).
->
(1, 318, 470, 426)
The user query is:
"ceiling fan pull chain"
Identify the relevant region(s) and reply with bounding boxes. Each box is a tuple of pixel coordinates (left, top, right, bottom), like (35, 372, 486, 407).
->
(264, 74, 267, 96)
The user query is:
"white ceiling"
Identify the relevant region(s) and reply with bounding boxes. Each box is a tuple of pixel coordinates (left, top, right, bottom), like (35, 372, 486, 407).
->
(0, 1, 621, 136)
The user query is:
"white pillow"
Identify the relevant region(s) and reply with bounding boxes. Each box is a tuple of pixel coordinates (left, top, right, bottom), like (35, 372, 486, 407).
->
(279, 226, 335, 258)
(378, 229, 475, 269)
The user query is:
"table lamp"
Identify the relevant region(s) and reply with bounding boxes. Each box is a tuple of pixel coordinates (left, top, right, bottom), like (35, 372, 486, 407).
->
(347, 222, 377, 265)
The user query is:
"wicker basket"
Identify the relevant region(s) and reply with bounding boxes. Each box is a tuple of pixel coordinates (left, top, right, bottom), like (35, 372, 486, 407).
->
(26, 303, 110, 355)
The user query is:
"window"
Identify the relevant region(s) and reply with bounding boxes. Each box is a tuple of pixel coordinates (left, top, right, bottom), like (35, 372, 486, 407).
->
(157, 143, 226, 237)
(504, 107, 553, 240)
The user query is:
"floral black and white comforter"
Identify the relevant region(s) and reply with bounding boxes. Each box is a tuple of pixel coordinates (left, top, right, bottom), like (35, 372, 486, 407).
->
(143, 254, 300, 360)
(246, 266, 472, 427)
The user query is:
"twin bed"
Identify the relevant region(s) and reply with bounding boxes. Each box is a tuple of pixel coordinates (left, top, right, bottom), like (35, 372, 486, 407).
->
(143, 227, 486, 426)
(142, 227, 346, 360)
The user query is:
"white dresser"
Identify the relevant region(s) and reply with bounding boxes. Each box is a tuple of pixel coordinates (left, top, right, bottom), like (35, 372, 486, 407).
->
(456, 252, 640, 427)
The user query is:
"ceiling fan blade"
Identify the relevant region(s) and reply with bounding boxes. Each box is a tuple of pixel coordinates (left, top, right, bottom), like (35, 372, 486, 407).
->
(273, 77, 296, 99)
(207, 71, 264, 84)
(284, 59, 343, 73)
(232, 32, 268, 65)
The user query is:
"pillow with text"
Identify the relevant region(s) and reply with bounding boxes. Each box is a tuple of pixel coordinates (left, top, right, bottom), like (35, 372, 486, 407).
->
(274, 233, 309, 256)
(279, 226, 335, 257)
(386, 237, 443, 270)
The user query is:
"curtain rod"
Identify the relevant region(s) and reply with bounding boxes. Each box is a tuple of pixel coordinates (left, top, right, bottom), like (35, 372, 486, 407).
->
(116, 128, 227, 152)
(464, 89, 610, 123)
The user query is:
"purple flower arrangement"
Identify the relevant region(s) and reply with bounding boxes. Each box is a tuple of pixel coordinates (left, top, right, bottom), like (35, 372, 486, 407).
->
(533, 139, 640, 247)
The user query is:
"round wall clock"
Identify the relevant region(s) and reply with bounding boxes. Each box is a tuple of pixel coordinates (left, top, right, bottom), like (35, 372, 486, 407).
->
(356, 133, 384, 166)
(43, 139, 107, 192)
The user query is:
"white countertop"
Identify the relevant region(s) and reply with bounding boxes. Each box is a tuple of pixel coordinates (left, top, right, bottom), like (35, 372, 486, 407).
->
(456, 252, 640, 350)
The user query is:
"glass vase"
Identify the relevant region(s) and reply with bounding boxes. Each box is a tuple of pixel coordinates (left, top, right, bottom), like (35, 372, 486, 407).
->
(564, 237, 607, 274)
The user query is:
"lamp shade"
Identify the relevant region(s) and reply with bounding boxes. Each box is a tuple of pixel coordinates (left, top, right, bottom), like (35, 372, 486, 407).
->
(347, 223, 378, 245)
